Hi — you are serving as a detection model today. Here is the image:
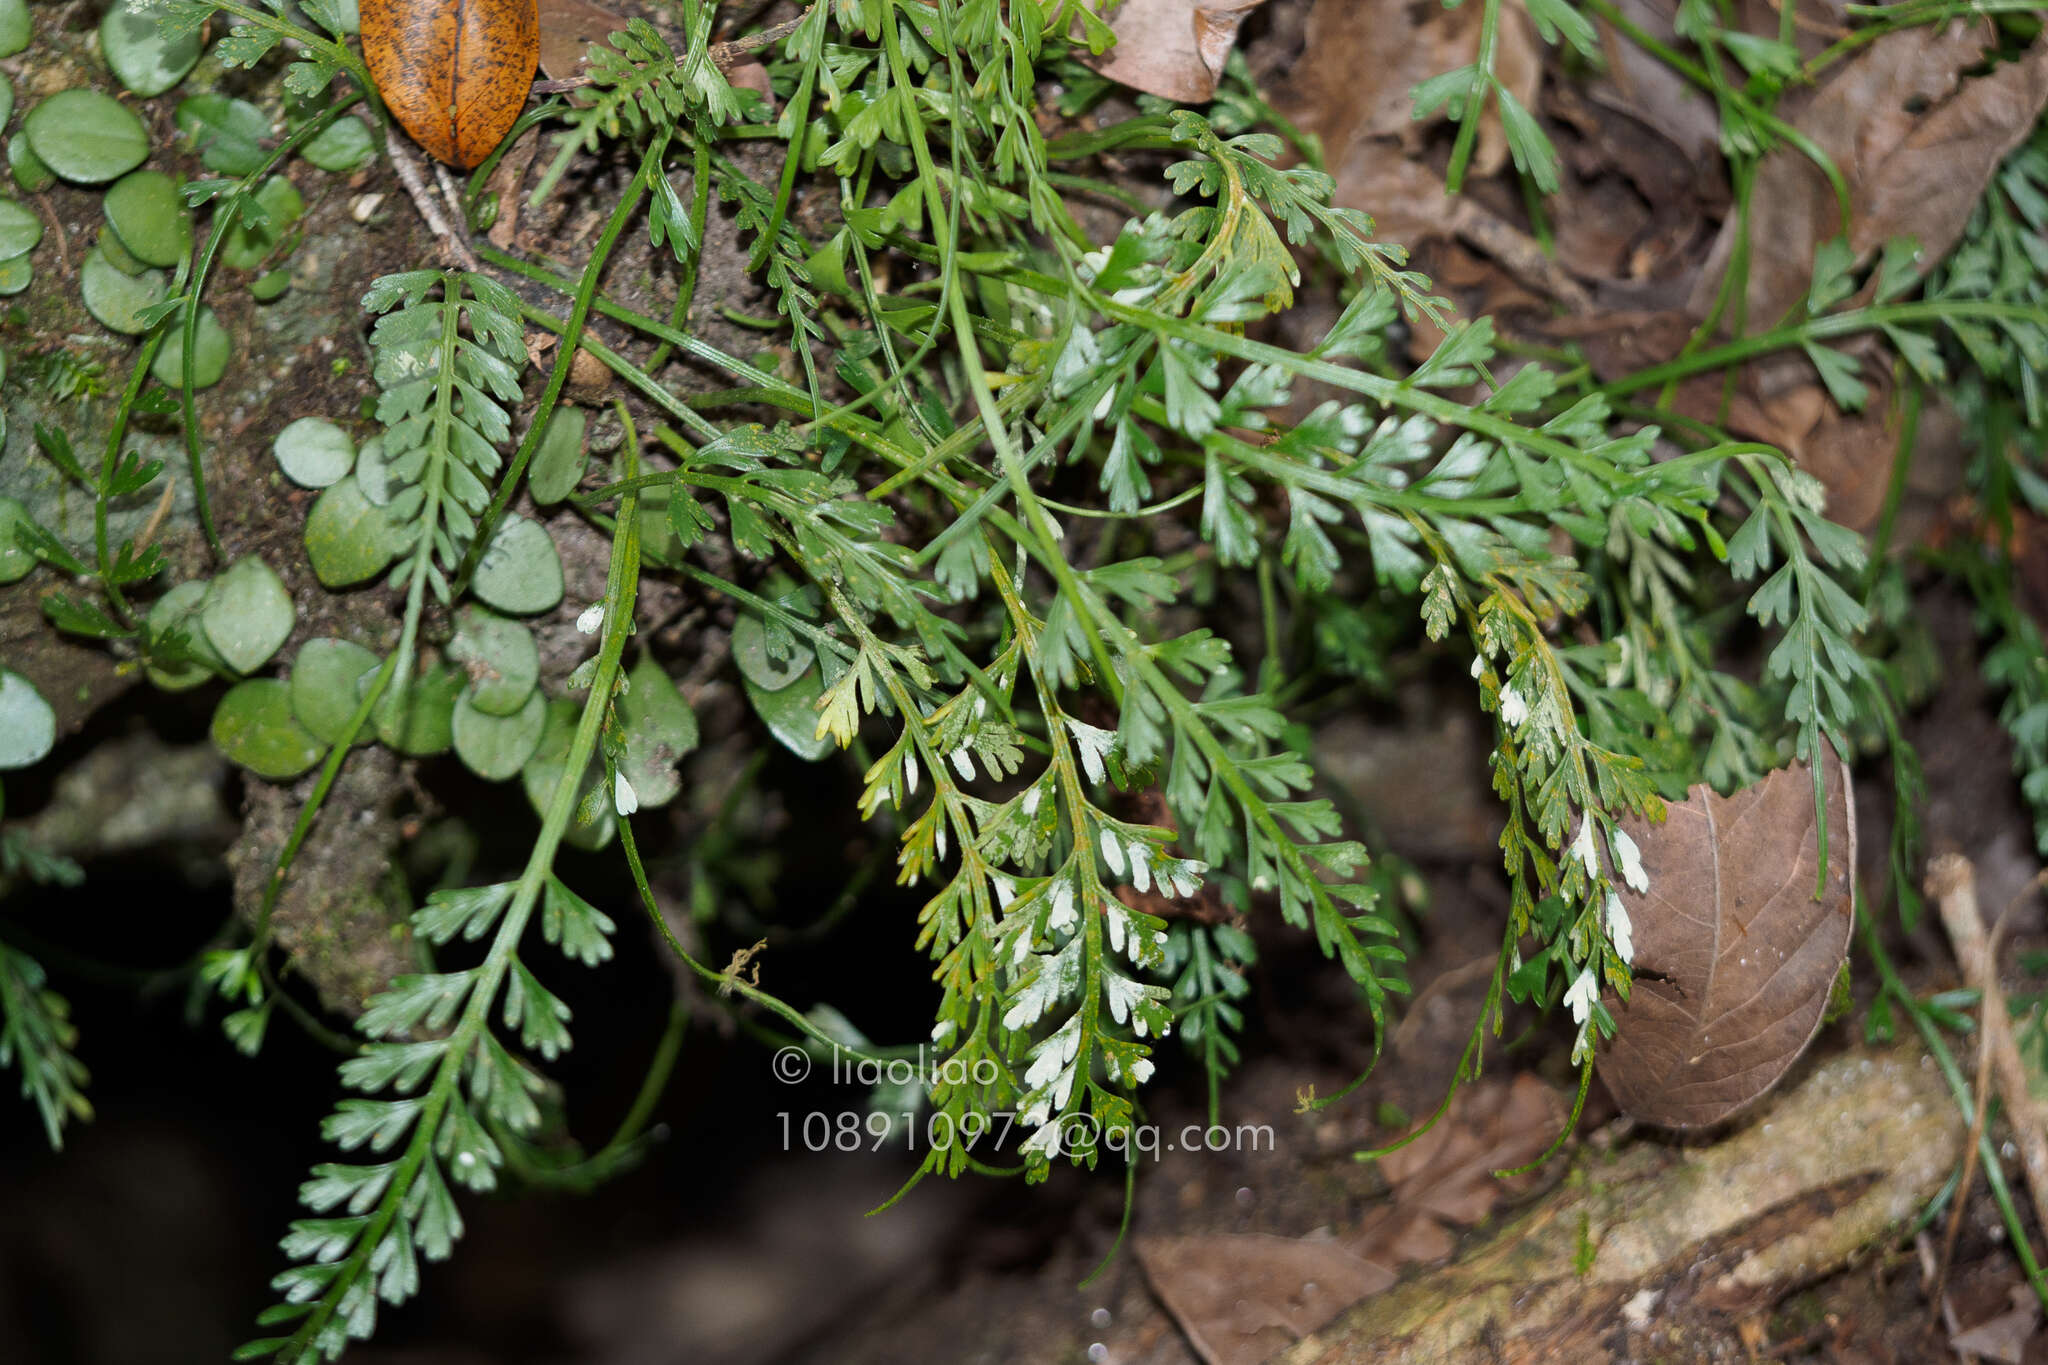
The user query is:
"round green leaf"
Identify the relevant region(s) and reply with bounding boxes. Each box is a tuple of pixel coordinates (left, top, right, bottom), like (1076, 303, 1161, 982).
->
(249, 267, 290, 302)
(303, 475, 400, 588)
(24, 90, 150, 184)
(0, 668, 55, 769)
(373, 665, 460, 756)
(0, 0, 28, 59)
(354, 436, 391, 505)
(0, 250, 29, 297)
(219, 174, 302, 270)
(0, 494, 34, 584)
(471, 514, 564, 616)
(101, 0, 202, 98)
(144, 577, 224, 690)
(452, 686, 546, 781)
(744, 663, 834, 762)
(175, 93, 268, 177)
(301, 115, 373, 173)
(289, 637, 381, 746)
(529, 407, 587, 505)
(521, 698, 614, 851)
(732, 610, 814, 691)
(150, 305, 230, 389)
(0, 197, 39, 257)
(273, 416, 355, 488)
(202, 554, 295, 675)
(0, 74, 14, 132)
(616, 652, 698, 809)
(9, 135, 54, 193)
(97, 223, 150, 276)
(447, 605, 539, 717)
(212, 679, 323, 779)
(103, 170, 191, 267)
(79, 247, 167, 334)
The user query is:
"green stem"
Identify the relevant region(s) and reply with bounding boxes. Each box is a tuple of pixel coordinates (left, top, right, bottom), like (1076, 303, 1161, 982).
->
(1601, 300, 2048, 398)
(643, 138, 713, 377)
(240, 644, 404, 993)
(1863, 381, 1921, 599)
(454, 140, 658, 597)
(201, 0, 377, 95)
(600, 1000, 688, 1153)
(282, 415, 646, 1363)
(97, 256, 190, 622)
(1581, 0, 1851, 224)
(1444, 0, 1502, 195)
(180, 95, 363, 562)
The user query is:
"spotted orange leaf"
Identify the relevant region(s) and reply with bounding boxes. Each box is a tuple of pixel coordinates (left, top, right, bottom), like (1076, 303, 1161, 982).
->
(362, 0, 539, 168)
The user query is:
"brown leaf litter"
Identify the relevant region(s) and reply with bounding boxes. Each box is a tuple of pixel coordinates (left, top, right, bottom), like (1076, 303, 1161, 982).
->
(1136, 1074, 1563, 1365)
(1596, 746, 1855, 1129)
(1689, 19, 2048, 327)
(1086, 0, 1272, 103)
(1270, 0, 2048, 528)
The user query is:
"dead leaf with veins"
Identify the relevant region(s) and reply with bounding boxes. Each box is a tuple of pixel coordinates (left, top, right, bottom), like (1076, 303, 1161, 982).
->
(1282, 0, 1540, 184)
(1689, 22, 2048, 327)
(1085, 0, 1269, 104)
(1597, 746, 1856, 1129)
(363, 0, 539, 168)
(1138, 1076, 1562, 1365)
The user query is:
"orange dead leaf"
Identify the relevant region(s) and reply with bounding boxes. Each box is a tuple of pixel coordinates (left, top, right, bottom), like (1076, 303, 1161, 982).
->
(363, 0, 539, 168)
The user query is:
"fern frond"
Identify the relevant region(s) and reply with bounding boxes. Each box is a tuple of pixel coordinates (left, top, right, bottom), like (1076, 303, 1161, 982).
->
(365, 270, 527, 601)
(0, 940, 92, 1151)
(533, 2, 749, 204)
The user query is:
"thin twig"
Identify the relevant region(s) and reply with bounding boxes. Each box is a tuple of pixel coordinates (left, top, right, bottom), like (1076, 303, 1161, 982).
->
(432, 162, 472, 251)
(32, 193, 70, 275)
(1935, 890, 2018, 1311)
(1931, 855, 2048, 1309)
(386, 135, 481, 273)
(1918, 1232, 1980, 1365)
(530, 10, 810, 94)
(133, 476, 177, 554)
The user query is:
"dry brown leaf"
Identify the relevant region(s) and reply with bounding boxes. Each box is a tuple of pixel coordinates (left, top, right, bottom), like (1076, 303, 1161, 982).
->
(1687, 23, 2048, 327)
(1586, 0, 1722, 171)
(1283, 0, 1540, 182)
(1084, 0, 1269, 104)
(1950, 1284, 2041, 1364)
(1373, 1073, 1563, 1225)
(1850, 40, 2048, 272)
(1322, 156, 1594, 310)
(1280, 0, 1589, 304)
(1278, 1047, 1964, 1364)
(1547, 174, 1652, 282)
(1138, 1077, 1562, 1365)
(1597, 747, 1856, 1129)
(1553, 312, 1964, 530)
(1136, 1234, 1398, 1365)
(537, 0, 626, 81)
